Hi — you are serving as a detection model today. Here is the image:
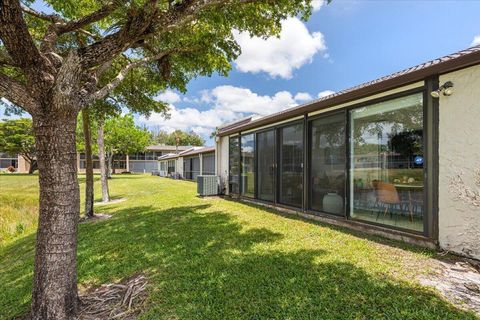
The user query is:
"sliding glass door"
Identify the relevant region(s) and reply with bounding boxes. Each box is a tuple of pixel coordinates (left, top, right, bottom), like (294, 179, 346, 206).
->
(279, 123, 304, 207)
(349, 92, 424, 232)
(309, 113, 346, 215)
(257, 130, 275, 202)
(241, 134, 255, 197)
(229, 136, 240, 194)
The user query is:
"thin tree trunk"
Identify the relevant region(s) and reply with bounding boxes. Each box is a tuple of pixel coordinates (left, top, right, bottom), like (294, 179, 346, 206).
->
(31, 114, 79, 319)
(97, 121, 110, 202)
(28, 159, 38, 174)
(82, 108, 94, 218)
(107, 152, 113, 178)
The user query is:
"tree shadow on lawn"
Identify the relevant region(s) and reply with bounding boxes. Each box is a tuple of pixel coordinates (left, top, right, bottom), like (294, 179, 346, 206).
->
(0, 204, 477, 319)
(222, 197, 441, 257)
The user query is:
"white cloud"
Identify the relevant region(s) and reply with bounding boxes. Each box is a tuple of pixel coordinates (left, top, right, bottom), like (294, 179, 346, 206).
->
(294, 92, 313, 102)
(209, 85, 297, 116)
(312, 0, 326, 12)
(472, 35, 480, 47)
(318, 90, 336, 98)
(139, 85, 318, 141)
(155, 89, 181, 104)
(234, 18, 327, 79)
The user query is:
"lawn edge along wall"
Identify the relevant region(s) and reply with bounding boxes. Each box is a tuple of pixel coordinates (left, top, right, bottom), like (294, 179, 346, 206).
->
(215, 45, 480, 260)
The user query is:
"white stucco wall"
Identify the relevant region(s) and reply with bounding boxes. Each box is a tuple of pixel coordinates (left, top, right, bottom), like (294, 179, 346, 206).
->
(176, 157, 184, 177)
(438, 64, 480, 259)
(216, 135, 230, 194)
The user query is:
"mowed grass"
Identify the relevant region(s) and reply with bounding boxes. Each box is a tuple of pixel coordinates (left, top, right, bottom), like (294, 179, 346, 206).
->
(0, 174, 478, 319)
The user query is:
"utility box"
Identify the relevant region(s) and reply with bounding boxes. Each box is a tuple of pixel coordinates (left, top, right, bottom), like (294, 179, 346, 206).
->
(197, 175, 219, 196)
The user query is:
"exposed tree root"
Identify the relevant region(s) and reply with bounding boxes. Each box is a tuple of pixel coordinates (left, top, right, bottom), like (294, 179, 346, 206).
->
(79, 274, 148, 319)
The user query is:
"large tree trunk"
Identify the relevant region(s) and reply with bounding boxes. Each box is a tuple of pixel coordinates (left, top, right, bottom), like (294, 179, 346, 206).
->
(97, 121, 110, 202)
(31, 113, 80, 319)
(82, 108, 94, 218)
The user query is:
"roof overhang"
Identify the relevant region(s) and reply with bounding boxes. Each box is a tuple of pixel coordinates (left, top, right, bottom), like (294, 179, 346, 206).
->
(218, 45, 480, 137)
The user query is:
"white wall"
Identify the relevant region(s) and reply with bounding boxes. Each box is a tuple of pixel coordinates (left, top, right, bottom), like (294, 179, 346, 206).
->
(176, 156, 184, 177)
(216, 135, 230, 194)
(438, 64, 480, 259)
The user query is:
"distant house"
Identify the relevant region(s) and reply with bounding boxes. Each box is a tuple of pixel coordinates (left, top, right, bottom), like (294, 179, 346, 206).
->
(214, 45, 480, 260)
(0, 152, 29, 172)
(76, 145, 191, 174)
(2, 145, 191, 174)
(158, 146, 215, 180)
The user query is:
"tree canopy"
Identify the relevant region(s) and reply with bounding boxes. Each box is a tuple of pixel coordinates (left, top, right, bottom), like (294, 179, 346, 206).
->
(152, 129, 205, 146)
(104, 114, 151, 156)
(0, 118, 36, 170)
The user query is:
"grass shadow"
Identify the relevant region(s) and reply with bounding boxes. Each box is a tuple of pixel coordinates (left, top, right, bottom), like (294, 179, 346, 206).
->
(222, 196, 442, 258)
(1, 201, 476, 319)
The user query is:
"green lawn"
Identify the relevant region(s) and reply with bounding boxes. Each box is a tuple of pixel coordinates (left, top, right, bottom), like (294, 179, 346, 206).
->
(0, 174, 477, 319)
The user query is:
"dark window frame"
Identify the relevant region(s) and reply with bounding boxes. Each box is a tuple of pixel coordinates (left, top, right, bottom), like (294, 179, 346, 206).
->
(228, 83, 437, 239)
(345, 86, 429, 236)
(307, 109, 347, 217)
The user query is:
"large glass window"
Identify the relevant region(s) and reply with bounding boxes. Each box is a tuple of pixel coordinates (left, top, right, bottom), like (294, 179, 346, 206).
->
(192, 157, 200, 181)
(279, 123, 304, 207)
(257, 130, 275, 202)
(184, 156, 200, 180)
(229, 136, 240, 194)
(310, 113, 346, 215)
(167, 160, 175, 174)
(349, 93, 424, 232)
(241, 134, 255, 198)
(202, 153, 215, 175)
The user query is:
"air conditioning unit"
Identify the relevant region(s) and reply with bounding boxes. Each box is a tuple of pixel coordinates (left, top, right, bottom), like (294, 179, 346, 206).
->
(158, 170, 167, 177)
(197, 175, 219, 196)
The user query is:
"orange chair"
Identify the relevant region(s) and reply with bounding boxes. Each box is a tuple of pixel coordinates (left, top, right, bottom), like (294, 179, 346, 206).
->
(375, 182, 401, 221)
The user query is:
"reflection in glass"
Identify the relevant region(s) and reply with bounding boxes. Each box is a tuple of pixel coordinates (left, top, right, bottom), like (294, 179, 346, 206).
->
(241, 134, 255, 197)
(229, 136, 240, 194)
(202, 153, 215, 175)
(349, 93, 424, 232)
(279, 123, 304, 207)
(257, 130, 275, 202)
(310, 113, 345, 215)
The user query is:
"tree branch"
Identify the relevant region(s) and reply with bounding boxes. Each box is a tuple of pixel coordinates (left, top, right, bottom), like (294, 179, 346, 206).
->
(90, 50, 172, 102)
(0, 72, 39, 113)
(79, 0, 160, 69)
(0, 0, 51, 79)
(0, 51, 17, 67)
(57, 2, 118, 35)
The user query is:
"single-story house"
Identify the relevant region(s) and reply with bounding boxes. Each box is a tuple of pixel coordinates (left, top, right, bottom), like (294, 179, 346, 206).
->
(0, 152, 30, 172)
(215, 45, 480, 260)
(76, 145, 190, 174)
(158, 146, 215, 180)
(2, 145, 191, 174)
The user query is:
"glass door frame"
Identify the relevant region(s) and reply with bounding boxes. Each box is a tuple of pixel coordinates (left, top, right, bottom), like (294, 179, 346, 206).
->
(307, 109, 347, 218)
(276, 119, 305, 209)
(254, 128, 277, 203)
(345, 86, 432, 237)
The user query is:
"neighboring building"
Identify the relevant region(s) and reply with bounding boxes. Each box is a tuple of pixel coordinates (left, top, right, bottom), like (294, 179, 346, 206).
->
(127, 145, 190, 173)
(158, 146, 215, 180)
(215, 45, 480, 260)
(0, 153, 30, 172)
(5, 145, 191, 174)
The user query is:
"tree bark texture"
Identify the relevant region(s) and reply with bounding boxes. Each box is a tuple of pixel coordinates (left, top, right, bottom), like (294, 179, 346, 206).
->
(97, 122, 110, 202)
(82, 108, 94, 218)
(31, 113, 80, 320)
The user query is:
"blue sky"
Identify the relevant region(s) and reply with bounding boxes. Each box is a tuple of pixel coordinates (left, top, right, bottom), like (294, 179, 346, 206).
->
(2, 1, 480, 145)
